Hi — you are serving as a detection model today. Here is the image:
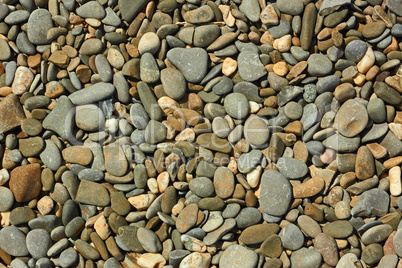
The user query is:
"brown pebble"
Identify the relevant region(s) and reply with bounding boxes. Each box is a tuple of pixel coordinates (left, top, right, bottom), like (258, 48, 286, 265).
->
(9, 163, 42, 203)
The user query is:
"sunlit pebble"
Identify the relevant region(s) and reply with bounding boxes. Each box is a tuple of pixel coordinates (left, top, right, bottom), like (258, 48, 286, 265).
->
(320, 149, 336, 164)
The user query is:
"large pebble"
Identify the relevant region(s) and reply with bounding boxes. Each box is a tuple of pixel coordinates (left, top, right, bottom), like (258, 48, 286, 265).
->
(307, 54, 333, 77)
(291, 248, 322, 268)
(260, 170, 292, 216)
(219, 245, 259, 268)
(27, 9, 53, 45)
(237, 50, 267, 82)
(336, 99, 368, 137)
(167, 48, 208, 83)
(0, 226, 29, 256)
(279, 223, 304, 250)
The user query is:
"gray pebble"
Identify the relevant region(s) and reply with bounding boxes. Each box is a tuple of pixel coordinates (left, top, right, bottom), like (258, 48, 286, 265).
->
(40, 140, 62, 171)
(27, 9, 53, 45)
(237, 50, 267, 82)
(0, 186, 14, 212)
(76, 1, 106, 19)
(260, 169, 292, 217)
(5, 10, 29, 25)
(268, 20, 291, 38)
(166, 48, 208, 83)
(276, 157, 308, 179)
(5, 61, 17, 86)
(189, 177, 215, 197)
(224, 93, 249, 120)
(235, 207, 262, 229)
(69, 82, 115, 105)
(239, 0, 261, 22)
(10, 259, 28, 268)
(279, 223, 304, 250)
(307, 54, 333, 77)
(95, 54, 113, 83)
(140, 52, 160, 84)
(291, 248, 322, 268)
(345, 40, 367, 63)
(160, 68, 186, 100)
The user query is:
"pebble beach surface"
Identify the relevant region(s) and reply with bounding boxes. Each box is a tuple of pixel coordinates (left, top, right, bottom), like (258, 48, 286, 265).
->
(0, 0, 401, 267)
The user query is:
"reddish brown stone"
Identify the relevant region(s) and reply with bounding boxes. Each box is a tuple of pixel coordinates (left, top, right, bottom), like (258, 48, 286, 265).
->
(76, 65, 92, 83)
(27, 54, 42, 68)
(175, 203, 199, 233)
(304, 203, 324, 222)
(355, 146, 375, 180)
(45, 81, 65, 98)
(314, 233, 339, 266)
(384, 231, 397, 255)
(48, 50, 70, 68)
(0, 61, 5, 76)
(0, 94, 26, 133)
(9, 163, 42, 202)
(62, 146, 93, 165)
(293, 177, 325, 198)
(376, 71, 390, 82)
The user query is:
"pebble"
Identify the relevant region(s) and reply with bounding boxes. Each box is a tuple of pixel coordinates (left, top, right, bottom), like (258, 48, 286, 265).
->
(260, 170, 292, 217)
(224, 93, 249, 120)
(167, 48, 208, 83)
(161, 68, 186, 100)
(337, 253, 359, 267)
(336, 99, 368, 137)
(244, 115, 270, 146)
(361, 224, 393, 245)
(345, 40, 367, 63)
(307, 54, 333, 77)
(75, 104, 105, 131)
(0, 39, 11, 61)
(214, 167, 235, 199)
(180, 252, 210, 268)
(0, 186, 14, 212)
(144, 120, 166, 144)
(291, 248, 322, 268)
(59, 248, 79, 268)
(10, 259, 29, 268)
(9, 163, 41, 203)
(183, 5, 214, 24)
(362, 22, 386, 39)
(27, 9, 53, 45)
(137, 227, 162, 253)
(189, 177, 214, 197)
(202, 211, 224, 232)
(0, 226, 29, 256)
(314, 233, 338, 266)
(26, 229, 52, 259)
(40, 140, 62, 171)
(12, 67, 34, 95)
(69, 82, 115, 105)
(362, 243, 383, 265)
(75, 180, 110, 207)
(235, 207, 262, 229)
(279, 223, 304, 250)
(219, 245, 258, 268)
(140, 53, 160, 84)
(79, 39, 103, 55)
(322, 220, 353, 238)
(276, 157, 308, 179)
(300, 3, 317, 50)
(237, 50, 267, 82)
(239, 0, 261, 22)
(351, 188, 389, 217)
